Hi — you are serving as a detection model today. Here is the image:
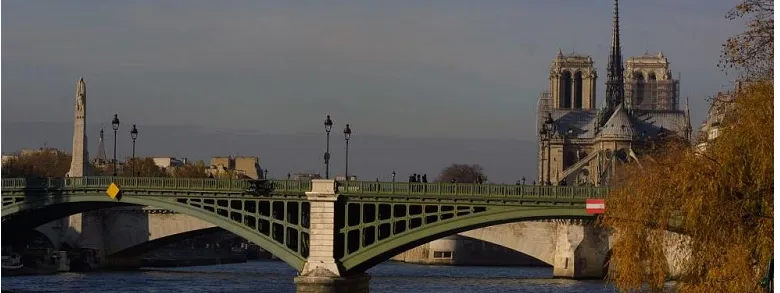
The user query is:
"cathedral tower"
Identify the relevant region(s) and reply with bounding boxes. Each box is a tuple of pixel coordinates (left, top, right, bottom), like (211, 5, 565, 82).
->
(624, 52, 680, 110)
(549, 51, 597, 110)
(66, 77, 90, 177)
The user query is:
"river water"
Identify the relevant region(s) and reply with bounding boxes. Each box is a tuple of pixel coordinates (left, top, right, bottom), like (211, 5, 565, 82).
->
(2, 261, 618, 293)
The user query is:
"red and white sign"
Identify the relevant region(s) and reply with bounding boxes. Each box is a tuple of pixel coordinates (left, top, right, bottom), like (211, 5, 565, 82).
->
(586, 199, 606, 215)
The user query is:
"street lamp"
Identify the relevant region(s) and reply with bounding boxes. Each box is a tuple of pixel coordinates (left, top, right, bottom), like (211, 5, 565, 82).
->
(391, 170, 396, 182)
(130, 124, 138, 177)
(111, 114, 120, 176)
(343, 124, 352, 180)
(324, 115, 333, 178)
(540, 113, 556, 185)
(264, 169, 269, 180)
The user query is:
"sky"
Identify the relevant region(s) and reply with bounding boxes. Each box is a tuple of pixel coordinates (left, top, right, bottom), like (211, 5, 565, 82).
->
(1, 0, 746, 182)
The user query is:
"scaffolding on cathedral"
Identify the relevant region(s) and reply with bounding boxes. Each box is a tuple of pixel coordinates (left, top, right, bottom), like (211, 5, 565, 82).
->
(624, 79, 680, 111)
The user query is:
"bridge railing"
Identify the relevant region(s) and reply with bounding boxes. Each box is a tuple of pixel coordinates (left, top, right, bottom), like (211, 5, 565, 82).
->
(338, 181, 608, 199)
(0, 177, 311, 193)
(1, 177, 608, 198)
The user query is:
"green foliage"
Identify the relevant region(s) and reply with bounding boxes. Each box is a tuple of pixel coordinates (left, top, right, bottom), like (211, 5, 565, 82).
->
(435, 164, 487, 183)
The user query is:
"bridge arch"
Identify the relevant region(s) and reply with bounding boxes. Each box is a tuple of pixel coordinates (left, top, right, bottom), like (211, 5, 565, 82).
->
(1, 193, 306, 270)
(340, 207, 592, 273)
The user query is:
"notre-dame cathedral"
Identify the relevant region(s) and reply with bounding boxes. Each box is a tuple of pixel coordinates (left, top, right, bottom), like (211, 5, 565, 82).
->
(536, 0, 691, 186)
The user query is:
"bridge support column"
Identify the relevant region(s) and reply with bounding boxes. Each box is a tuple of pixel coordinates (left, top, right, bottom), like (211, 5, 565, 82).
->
(552, 221, 610, 279)
(301, 179, 342, 277)
(297, 180, 370, 292)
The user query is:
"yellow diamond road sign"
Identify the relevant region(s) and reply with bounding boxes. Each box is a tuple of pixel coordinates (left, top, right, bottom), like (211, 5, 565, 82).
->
(106, 183, 121, 199)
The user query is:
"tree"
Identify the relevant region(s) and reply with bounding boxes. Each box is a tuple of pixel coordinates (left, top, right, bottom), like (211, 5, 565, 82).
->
(603, 83, 773, 291)
(435, 164, 487, 183)
(719, 0, 773, 79)
(172, 161, 209, 178)
(90, 162, 111, 176)
(120, 158, 168, 177)
(1, 149, 72, 177)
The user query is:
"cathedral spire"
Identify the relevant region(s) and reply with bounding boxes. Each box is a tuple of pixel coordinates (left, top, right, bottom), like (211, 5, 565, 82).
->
(605, 0, 625, 110)
(96, 127, 108, 165)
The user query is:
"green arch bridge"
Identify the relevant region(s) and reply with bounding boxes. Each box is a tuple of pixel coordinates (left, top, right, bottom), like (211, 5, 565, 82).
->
(2, 177, 608, 292)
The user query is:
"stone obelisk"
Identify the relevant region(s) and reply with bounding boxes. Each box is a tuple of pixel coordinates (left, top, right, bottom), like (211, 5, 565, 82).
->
(63, 77, 103, 258)
(67, 77, 90, 177)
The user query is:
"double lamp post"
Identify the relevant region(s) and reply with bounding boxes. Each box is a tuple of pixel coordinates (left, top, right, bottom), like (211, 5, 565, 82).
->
(323, 115, 352, 180)
(111, 114, 140, 177)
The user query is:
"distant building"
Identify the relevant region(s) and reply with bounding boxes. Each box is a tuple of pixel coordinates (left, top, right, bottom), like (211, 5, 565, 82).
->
(2, 155, 17, 164)
(335, 175, 358, 181)
(153, 157, 185, 170)
(207, 156, 263, 179)
(696, 81, 752, 151)
(291, 173, 322, 180)
(19, 148, 62, 156)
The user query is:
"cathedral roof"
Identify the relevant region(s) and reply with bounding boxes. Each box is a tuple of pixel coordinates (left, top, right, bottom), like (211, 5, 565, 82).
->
(537, 105, 688, 142)
(598, 104, 634, 139)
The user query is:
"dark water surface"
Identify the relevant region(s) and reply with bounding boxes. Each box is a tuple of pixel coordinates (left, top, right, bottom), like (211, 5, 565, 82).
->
(2, 261, 618, 292)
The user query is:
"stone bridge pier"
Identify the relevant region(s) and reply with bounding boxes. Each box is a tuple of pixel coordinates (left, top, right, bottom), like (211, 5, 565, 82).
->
(294, 180, 370, 293)
(551, 220, 610, 278)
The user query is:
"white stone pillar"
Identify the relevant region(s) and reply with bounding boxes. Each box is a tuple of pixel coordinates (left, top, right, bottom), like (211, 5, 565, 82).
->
(301, 179, 341, 277)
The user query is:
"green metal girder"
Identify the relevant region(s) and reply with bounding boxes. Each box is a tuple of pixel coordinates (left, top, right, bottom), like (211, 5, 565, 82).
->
(336, 200, 592, 273)
(1, 190, 309, 271)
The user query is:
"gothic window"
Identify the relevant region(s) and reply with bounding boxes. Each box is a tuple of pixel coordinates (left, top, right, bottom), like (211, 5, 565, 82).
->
(573, 71, 583, 109)
(560, 71, 572, 108)
(633, 71, 645, 106)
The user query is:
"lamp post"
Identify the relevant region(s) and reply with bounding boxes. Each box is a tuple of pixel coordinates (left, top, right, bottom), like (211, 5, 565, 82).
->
(541, 113, 556, 185)
(324, 115, 333, 179)
(343, 124, 352, 180)
(111, 114, 120, 176)
(264, 169, 269, 180)
(130, 124, 138, 177)
(391, 170, 396, 192)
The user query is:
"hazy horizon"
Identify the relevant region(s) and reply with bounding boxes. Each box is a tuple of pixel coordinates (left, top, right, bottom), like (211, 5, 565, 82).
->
(2, 121, 539, 183)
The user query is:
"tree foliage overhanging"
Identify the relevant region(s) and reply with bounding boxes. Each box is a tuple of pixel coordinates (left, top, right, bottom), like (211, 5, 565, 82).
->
(604, 1, 773, 291)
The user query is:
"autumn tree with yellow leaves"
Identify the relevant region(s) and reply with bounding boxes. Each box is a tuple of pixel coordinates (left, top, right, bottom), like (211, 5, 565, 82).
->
(603, 0, 773, 292)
